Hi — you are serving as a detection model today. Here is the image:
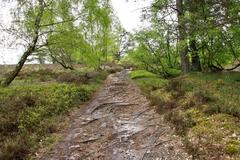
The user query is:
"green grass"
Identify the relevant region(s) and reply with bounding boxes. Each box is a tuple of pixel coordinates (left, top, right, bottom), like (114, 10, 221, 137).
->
(131, 70, 240, 159)
(0, 66, 107, 160)
(130, 70, 160, 79)
(130, 70, 167, 93)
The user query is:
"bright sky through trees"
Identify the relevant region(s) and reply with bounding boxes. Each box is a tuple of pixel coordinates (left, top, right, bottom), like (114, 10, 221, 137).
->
(111, 0, 152, 32)
(0, 0, 152, 64)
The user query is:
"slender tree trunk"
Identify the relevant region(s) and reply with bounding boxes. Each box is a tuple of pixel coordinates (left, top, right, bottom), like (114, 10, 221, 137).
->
(176, 0, 190, 73)
(190, 40, 201, 71)
(1, 45, 36, 87)
(48, 47, 74, 70)
(1, 0, 44, 87)
(166, 30, 173, 68)
(181, 47, 190, 73)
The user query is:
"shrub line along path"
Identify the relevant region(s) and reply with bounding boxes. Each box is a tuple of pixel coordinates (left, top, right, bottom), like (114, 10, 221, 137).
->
(40, 70, 191, 160)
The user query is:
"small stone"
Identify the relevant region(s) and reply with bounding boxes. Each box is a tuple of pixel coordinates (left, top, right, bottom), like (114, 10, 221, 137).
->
(232, 133, 237, 137)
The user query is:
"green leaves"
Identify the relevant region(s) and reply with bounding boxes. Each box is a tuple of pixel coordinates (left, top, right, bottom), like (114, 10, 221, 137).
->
(130, 0, 240, 73)
(9, 0, 121, 69)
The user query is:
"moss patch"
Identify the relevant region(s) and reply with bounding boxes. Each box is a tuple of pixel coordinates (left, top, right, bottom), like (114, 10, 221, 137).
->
(225, 140, 240, 155)
(130, 70, 160, 79)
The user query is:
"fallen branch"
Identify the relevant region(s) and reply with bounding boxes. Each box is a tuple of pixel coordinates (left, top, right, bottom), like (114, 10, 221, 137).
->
(154, 140, 171, 147)
(81, 118, 98, 126)
(79, 137, 99, 144)
(81, 114, 113, 126)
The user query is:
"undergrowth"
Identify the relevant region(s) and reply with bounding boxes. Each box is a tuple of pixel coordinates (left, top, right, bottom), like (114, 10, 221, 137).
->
(0, 65, 108, 160)
(131, 70, 240, 160)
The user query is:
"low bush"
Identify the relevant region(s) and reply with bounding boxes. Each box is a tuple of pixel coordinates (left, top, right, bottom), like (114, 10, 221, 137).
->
(0, 66, 107, 159)
(150, 89, 177, 112)
(0, 83, 97, 159)
(56, 72, 88, 84)
(176, 72, 240, 117)
(131, 70, 240, 159)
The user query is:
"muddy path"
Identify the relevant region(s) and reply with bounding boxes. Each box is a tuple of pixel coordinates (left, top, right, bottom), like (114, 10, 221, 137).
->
(40, 71, 191, 160)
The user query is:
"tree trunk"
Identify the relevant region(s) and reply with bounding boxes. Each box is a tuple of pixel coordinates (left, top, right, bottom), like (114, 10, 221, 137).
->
(1, 0, 44, 87)
(190, 40, 201, 71)
(180, 47, 190, 73)
(166, 30, 173, 68)
(49, 54, 74, 70)
(176, 0, 190, 73)
(1, 47, 35, 87)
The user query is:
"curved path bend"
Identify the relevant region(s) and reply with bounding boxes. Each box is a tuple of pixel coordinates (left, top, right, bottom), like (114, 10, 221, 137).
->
(40, 71, 191, 160)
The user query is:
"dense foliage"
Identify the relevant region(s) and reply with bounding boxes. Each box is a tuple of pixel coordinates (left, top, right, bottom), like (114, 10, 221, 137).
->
(127, 0, 240, 75)
(0, 0, 123, 86)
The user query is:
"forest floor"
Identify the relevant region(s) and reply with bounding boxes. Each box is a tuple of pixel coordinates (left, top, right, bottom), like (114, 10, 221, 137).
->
(39, 70, 191, 160)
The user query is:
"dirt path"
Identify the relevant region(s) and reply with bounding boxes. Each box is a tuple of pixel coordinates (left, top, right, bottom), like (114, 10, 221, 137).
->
(40, 71, 191, 160)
